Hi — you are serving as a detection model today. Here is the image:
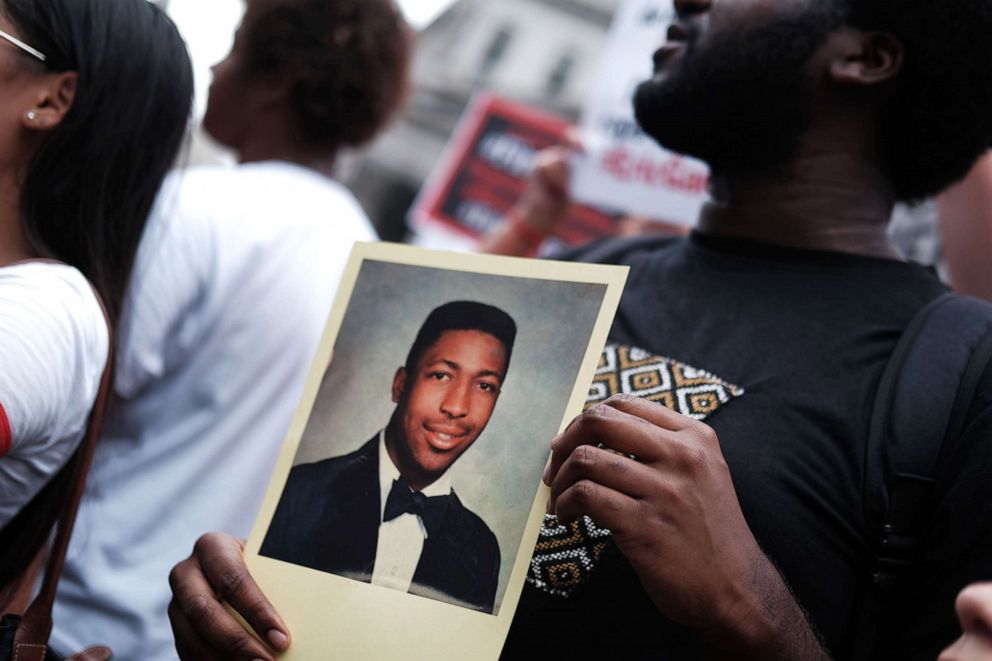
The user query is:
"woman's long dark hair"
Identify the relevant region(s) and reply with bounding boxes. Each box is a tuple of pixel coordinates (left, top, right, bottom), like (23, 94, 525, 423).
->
(0, 0, 193, 590)
(5, 0, 193, 327)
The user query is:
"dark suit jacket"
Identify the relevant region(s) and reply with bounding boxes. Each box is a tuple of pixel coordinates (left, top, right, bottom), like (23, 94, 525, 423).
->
(260, 437, 501, 612)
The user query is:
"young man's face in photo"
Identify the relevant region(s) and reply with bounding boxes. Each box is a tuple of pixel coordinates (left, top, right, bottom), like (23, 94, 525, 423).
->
(390, 330, 508, 486)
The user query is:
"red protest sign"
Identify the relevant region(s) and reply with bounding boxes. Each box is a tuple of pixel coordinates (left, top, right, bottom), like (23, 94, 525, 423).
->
(411, 93, 619, 249)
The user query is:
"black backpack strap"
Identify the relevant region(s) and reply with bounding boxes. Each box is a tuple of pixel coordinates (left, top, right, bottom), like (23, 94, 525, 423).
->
(852, 293, 992, 660)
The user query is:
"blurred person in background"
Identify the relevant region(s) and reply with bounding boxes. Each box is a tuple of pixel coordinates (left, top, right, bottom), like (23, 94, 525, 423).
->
(479, 146, 574, 256)
(49, 0, 412, 658)
(0, 0, 192, 601)
(938, 154, 992, 301)
(886, 154, 992, 302)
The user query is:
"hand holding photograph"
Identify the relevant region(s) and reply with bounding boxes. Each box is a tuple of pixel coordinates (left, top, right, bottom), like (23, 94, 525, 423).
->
(245, 243, 626, 659)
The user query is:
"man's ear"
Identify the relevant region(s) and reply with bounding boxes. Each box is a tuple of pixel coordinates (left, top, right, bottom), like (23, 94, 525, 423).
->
(391, 367, 408, 404)
(828, 28, 904, 87)
(21, 71, 78, 131)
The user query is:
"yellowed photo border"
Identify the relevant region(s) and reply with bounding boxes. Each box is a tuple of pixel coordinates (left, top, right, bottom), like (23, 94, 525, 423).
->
(245, 242, 627, 660)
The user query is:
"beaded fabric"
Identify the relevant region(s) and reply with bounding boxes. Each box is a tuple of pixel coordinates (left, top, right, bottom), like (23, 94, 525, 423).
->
(527, 343, 743, 598)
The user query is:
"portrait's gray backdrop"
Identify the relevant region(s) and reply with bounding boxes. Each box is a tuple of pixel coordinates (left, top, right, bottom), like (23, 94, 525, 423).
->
(291, 260, 607, 613)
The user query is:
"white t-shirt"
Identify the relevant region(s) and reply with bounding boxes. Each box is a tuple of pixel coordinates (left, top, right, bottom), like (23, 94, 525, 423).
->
(51, 162, 376, 660)
(0, 262, 107, 528)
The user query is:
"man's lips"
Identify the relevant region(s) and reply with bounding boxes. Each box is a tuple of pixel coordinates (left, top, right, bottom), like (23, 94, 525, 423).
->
(652, 42, 685, 72)
(652, 22, 690, 72)
(666, 23, 689, 43)
(423, 423, 471, 450)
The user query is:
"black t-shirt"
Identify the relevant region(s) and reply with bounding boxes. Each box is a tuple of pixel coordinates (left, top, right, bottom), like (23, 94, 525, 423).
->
(503, 233, 992, 660)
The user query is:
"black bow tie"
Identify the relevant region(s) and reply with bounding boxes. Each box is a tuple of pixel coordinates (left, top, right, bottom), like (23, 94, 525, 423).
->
(383, 479, 450, 537)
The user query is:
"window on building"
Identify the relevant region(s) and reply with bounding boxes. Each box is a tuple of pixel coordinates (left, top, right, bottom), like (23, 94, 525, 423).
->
(545, 53, 576, 98)
(477, 26, 514, 83)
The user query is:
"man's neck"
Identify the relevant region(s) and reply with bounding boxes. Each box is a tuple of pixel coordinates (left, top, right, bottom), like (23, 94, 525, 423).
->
(696, 116, 901, 260)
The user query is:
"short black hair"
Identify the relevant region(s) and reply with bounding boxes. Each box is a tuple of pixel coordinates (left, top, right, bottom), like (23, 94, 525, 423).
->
(404, 302, 517, 378)
(246, 0, 413, 150)
(843, 0, 992, 201)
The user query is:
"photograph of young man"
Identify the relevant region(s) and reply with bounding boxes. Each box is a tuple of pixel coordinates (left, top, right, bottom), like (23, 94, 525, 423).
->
(260, 300, 516, 613)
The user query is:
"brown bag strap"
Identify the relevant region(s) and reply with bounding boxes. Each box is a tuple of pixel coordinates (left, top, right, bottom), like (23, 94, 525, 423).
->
(0, 551, 45, 616)
(12, 283, 114, 661)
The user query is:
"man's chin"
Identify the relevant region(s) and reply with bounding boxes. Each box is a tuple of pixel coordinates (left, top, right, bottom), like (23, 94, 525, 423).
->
(633, 110, 714, 166)
(632, 81, 701, 155)
(640, 126, 707, 162)
(632, 79, 807, 177)
(408, 463, 454, 489)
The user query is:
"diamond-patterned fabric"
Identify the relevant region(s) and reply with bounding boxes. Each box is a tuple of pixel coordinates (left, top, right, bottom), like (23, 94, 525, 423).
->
(527, 343, 743, 597)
